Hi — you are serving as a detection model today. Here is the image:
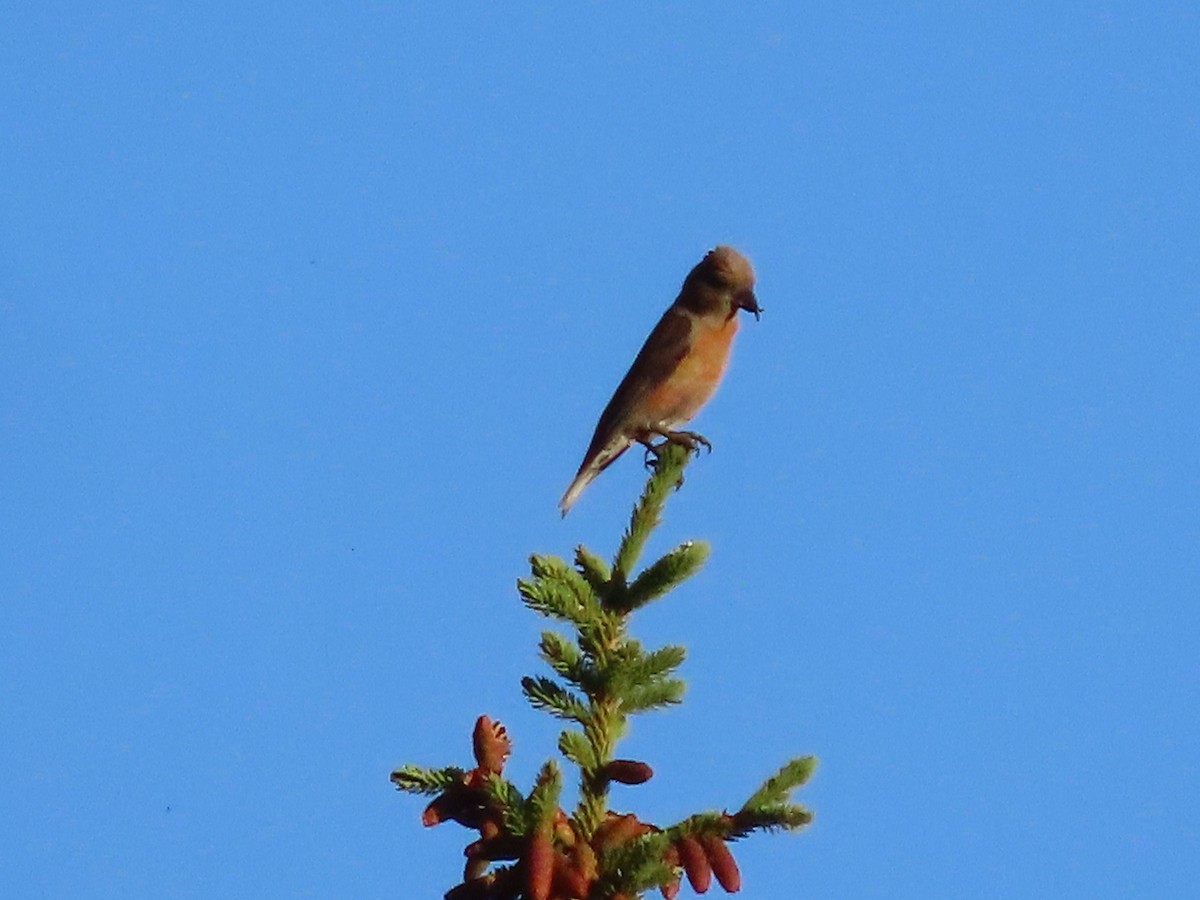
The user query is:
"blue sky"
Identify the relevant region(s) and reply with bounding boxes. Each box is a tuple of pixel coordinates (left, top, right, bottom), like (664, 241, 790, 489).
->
(3, 3, 1197, 897)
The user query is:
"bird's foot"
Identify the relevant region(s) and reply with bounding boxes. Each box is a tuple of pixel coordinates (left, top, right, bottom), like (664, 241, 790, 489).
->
(639, 438, 663, 470)
(638, 430, 712, 469)
(657, 429, 712, 456)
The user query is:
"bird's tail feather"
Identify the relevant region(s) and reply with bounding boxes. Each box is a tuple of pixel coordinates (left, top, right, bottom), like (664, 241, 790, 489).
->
(558, 471, 596, 517)
(558, 438, 631, 516)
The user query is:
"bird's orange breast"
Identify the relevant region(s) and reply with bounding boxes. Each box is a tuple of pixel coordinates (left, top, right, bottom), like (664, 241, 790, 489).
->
(643, 313, 739, 426)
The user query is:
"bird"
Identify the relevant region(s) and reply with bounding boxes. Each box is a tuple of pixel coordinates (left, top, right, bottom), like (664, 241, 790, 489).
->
(559, 245, 760, 515)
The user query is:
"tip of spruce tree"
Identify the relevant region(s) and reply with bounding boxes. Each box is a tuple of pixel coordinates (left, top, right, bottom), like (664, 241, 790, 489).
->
(614, 443, 693, 581)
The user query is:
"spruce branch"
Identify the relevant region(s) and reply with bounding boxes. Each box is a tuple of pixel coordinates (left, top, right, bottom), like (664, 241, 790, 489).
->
(557, 729, 599, 770)
(521, 675, 589, 721)
(392, 442, 817, 898)
(592, 830, 674, 898)
(527, 760, 563, 830)
(615, 677, 685, 714)
(611, 442, 690, 584)
(482, 774, 529, 835)
(389, 764, 467, 795)
(742, 755, 819, 811)
(519, 553, 600, 625)
(732, 802, 815, 834)
(574, 544, 611, 593)
(725, 756, 819, 838)
(608, 643, 686, 693)
(668, 810, 734, 840)
(574, 704, 623, 838)
(616, 539, 710, 613)
(537, 631, 583, 679)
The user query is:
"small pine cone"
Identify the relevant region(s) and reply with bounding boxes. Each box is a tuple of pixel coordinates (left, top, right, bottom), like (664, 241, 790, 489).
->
(601, 759, 654, 785)
(525, 831, 553, 900)
(550, 851, 591, 899)
(466, 833, 524, 862)
(700, 836, 741, 892)
(570, 839, 598, 884)
(421, 795, 446, 827)
(422, 789, 487, 829)
(676, 835, 713, 894)
(472, 715, 512, 775)
(661, 840, 681, 898)
(591, 813, 648, 852)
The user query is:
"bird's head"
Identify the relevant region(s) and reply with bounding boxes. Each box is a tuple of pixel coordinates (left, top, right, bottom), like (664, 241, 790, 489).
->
(683, 245, 760, 321)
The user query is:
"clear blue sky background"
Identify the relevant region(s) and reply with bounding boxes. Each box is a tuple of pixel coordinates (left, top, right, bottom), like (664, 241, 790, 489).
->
(3, 3, 1197, 898)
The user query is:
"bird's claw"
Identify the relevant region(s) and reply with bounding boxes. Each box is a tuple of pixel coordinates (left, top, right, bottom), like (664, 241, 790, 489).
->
(642, 444, 659, 470)
(683, 431, 713, 454)
(661, 429, 712, 456)
(639, 430, 712, 468)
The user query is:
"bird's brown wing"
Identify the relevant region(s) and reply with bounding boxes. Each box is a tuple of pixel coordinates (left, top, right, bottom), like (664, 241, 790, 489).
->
(579, 304, 693, 465)
(559, 303, 694, 514)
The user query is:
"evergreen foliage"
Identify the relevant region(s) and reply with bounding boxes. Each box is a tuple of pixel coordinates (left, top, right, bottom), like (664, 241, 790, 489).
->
(392, 443, 816, 898)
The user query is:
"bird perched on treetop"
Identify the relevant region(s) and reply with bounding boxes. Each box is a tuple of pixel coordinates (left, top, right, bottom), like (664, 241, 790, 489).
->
(559, 245, 760, 515)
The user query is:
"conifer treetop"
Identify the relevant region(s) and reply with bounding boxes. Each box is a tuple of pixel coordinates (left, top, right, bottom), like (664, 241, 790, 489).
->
(392, 444, 816, 899)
